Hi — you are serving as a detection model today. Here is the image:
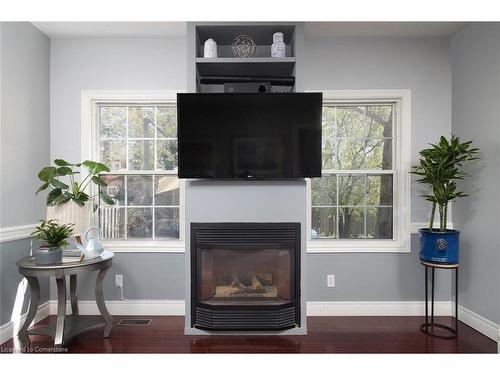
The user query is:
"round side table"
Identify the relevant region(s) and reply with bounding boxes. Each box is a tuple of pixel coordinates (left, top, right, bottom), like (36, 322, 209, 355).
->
(16, 250, 114, 347)
(420, 261, 458, 339)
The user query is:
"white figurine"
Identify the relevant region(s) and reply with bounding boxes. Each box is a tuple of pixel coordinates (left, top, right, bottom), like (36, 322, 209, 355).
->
(271, 32, 286, 58)
(204, 38, 217, 58)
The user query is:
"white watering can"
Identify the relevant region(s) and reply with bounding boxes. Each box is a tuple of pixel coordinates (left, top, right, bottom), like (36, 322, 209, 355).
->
(72, 226, 104, 258)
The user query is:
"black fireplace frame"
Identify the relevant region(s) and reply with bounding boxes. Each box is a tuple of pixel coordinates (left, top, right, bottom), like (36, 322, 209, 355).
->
(190, 222, 301, 330)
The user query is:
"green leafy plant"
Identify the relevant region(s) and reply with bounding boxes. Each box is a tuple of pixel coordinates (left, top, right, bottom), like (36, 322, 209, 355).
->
(31, 219, 74, 250)
(36, 159, 115, 209)
(411, 135, 479, 231)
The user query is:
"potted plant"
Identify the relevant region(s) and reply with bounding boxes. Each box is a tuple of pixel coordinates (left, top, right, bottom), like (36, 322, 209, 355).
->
(411, 135, 479, 264)
(35, 159, 115, 235)
(31, 220, 74, 264)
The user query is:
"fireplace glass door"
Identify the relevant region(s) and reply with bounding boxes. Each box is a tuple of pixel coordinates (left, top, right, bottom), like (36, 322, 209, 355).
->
(198, 247, 292, 305)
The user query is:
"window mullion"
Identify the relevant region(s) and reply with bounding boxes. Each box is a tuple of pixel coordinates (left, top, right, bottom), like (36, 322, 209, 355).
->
(124, 174, 128, 240)
(100, 170, 176, 176)
(364, 174, 367, 239)
(125, 107, 130, 240)
(125, 106, 130, 170)
(392, 104, 397, 241)
(152, 175, 155, 240)
(152, 106, 158, 241)
(323, 169, 395, 175)
(336, 173, 339, 239)
(334, 105, 339, 240)
(363, 105, 368, 239)
(154, 106, 158, 170)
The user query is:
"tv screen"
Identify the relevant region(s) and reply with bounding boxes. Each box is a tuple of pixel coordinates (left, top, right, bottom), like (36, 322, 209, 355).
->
(177, 93, 322, 179)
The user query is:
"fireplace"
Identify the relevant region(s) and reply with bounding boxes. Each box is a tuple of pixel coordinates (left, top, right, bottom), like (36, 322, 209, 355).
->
(191, 222, 301, 330)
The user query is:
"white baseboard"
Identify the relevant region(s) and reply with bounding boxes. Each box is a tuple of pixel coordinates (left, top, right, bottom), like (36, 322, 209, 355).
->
(457, 304, 499, 344)
(0, 301, 50, 344)
(307, 301, 452, 316)
(46, 299, 451, 317)
(49, 299, 185, 316)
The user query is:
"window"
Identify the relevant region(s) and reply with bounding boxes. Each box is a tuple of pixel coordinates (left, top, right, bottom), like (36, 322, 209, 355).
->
(82, 90, 184, 252)
(308, 90, 411, 253)
(97, 104, 179, 240)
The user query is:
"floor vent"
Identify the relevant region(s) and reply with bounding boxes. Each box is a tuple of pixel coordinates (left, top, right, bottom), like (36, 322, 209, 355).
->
(118, 319, 152, 326)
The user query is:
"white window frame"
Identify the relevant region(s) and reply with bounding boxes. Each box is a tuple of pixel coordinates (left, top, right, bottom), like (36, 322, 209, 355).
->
(306, 89, 411, 253)
(81, 90, 185, 253)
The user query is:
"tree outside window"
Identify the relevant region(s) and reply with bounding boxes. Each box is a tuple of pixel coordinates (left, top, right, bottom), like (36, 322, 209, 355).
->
(97, 104, 180, 240)
(311, 104, 395, 240)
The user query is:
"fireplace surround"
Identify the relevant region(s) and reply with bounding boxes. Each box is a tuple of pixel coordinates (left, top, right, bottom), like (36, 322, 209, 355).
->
(191, 222, 301, 331)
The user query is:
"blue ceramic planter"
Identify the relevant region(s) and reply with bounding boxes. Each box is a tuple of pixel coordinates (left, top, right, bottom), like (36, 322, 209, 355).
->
(418, 229, 460, 265)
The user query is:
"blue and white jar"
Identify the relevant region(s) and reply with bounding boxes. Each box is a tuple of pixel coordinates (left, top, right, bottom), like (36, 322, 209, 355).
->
(271, 32, 286, 58)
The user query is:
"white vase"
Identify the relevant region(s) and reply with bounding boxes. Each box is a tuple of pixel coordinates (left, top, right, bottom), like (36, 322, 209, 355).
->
(271, 32, 286, 58)
(46, 201, 90, 236)
(204, 38, 217, 58)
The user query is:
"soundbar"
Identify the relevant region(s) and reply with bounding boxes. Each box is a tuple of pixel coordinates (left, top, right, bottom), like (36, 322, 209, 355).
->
(199, 75, 295, 86)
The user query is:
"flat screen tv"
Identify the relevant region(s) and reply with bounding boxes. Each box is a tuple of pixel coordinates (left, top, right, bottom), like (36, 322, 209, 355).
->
(177, 92, 322, 179)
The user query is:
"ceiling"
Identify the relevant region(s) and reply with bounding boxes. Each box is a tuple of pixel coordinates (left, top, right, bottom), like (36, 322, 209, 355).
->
(304, 22, 468, 38)
(32, 22, 187, 38)
(32, 22, 468, 39)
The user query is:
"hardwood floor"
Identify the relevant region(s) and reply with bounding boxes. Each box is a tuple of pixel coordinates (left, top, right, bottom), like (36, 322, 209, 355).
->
(1, 315, 496, 353)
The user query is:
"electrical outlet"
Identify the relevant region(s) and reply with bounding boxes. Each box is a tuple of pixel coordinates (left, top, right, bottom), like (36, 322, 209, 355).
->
(115, 274, 123, 288)
(327, 274, 335, 288)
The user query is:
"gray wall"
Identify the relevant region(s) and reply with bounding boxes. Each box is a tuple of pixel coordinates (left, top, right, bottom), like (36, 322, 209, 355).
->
(451, 23, 500, 324)
(49, 37, 188, 301)
(0, 22, 51, 325)
(303, 36, 452, 301)
(50, 37, 187, 159)
(54, 253, 185, 301)
(0, 22, 50, 227)
(307, 236, 445, 301)
(49, 34, 453, 303)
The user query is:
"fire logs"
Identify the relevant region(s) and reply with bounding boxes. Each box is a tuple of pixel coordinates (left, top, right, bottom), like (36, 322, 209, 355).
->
(230, 272, 266, 294)
(214, 272, 278, 298)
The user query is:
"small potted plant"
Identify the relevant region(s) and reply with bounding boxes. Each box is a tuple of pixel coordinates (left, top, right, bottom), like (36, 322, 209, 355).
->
(411, 135, 479, 264)
(31, 220, 75, 265)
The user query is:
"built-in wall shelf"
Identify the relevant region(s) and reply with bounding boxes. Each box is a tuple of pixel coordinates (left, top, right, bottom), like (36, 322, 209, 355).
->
(195, 57, 296, 64)
(196, 57, 296, 78)
(188, 23, 303, 93)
